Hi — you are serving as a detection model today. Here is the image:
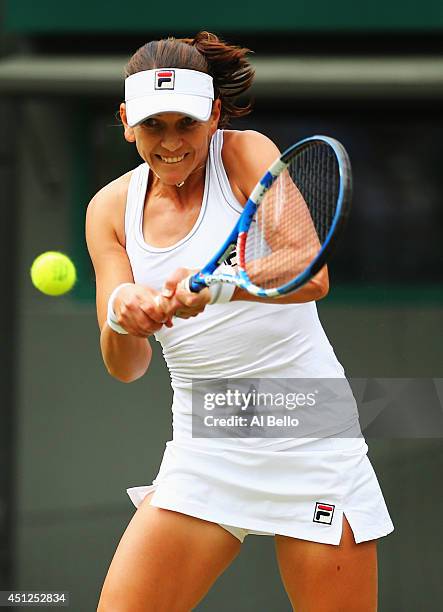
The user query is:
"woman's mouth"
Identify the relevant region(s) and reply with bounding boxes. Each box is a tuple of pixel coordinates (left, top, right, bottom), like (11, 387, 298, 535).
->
(156, 153, 188, 164)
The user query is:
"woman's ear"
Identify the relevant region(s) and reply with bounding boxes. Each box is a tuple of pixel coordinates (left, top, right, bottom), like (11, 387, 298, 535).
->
(120, 103, 136, 143)
(209, 99, 222, 134)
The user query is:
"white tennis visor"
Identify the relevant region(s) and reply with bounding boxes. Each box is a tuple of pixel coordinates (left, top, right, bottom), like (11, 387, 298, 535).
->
(124, 68, 214, 127)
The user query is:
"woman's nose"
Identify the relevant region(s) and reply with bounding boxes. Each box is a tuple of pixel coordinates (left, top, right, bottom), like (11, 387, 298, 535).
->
(161, 134, 183, 152)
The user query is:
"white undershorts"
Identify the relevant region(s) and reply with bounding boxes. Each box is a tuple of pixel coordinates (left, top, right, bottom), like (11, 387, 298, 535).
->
(217, 523, 272, 543)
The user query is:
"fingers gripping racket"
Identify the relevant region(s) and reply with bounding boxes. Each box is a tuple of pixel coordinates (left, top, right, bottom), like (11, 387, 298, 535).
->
(187, 135, 352, 298)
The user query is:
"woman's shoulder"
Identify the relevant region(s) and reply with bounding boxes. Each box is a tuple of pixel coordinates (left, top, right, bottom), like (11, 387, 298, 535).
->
(222, 128, 277, 150)
(221, 130, 281, 200)
(87, 169, 134, 247)
(86, 170, 133, 246)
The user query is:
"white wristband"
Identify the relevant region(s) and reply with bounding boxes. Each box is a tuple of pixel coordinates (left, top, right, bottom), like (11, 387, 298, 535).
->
(107, 283, 134, 334)
(208, 281, 236, 305)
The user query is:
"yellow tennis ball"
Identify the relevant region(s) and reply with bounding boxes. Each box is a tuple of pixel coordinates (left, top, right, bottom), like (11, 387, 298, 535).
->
(30, 251, 77, 296)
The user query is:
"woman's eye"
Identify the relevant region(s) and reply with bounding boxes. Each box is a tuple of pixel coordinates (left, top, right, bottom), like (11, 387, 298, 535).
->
(181, 117, 197, 128)
(141, 118, 158, 128)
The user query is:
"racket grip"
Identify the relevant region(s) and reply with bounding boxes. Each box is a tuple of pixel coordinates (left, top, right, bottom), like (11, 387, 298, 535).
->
(187, 274, 207, 293)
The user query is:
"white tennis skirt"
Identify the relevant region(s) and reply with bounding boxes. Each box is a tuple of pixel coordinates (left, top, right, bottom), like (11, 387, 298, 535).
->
(126, 437, 394, 545)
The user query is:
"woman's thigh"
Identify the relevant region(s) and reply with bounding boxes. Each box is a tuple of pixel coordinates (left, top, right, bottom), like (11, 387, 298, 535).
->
(97, 493, 242, 612)
(274, 516, 378, 612)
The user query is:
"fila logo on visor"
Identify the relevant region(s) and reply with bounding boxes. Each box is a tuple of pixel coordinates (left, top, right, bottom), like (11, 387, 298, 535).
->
(155, 70, 175, 90)
(313, 502, 335, 525)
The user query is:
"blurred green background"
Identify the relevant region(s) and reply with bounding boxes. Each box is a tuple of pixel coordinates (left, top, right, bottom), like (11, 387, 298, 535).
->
(1, 1, 443, 610)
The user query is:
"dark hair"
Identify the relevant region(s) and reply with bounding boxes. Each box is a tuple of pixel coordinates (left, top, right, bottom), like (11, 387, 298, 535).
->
(124, 31, 255, 128)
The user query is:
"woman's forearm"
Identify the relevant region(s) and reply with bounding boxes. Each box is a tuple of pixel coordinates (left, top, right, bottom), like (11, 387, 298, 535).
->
(100, 323, 152, 383)
(231, 273, 329, 305)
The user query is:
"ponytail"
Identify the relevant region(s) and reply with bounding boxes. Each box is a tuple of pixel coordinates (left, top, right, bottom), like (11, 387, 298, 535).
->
(181, 32, 255, 127)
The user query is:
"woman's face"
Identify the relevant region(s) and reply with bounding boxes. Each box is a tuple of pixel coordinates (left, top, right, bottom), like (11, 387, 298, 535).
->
(120, 100, 221, 186)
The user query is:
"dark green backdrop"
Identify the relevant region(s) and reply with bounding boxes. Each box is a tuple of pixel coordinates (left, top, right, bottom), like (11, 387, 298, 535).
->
(5, 0, 443, 32)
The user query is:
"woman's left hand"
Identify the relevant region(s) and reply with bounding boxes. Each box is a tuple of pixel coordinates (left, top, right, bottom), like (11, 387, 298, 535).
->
(160, 268, 211, 319)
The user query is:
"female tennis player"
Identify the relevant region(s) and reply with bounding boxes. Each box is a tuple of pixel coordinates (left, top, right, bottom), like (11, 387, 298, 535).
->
(87, 32, 394, 612)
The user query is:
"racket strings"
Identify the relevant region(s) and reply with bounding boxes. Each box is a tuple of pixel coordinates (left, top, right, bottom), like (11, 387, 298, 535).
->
(242, 142, 340, 290)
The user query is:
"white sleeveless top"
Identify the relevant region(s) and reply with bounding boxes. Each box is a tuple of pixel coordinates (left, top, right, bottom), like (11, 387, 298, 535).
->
(124, 130, 358, 450)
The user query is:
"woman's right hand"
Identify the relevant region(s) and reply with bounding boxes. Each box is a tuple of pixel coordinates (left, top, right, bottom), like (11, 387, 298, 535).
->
(112, 284, 173, 337)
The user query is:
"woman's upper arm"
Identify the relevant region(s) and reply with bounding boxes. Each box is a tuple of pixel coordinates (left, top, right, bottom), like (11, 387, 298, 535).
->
(85, 185, 134, 331)
(223, 130, 281, 202)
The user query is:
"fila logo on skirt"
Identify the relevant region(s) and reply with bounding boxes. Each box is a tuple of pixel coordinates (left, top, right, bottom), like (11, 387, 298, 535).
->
(313, 502, 335, 525)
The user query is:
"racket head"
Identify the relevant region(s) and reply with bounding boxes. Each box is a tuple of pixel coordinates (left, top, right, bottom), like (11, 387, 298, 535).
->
(189, 134, 352, 296)
(235, 135, 352, 297)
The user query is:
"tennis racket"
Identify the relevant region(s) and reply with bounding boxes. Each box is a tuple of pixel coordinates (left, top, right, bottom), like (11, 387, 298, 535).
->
(187, 134, 352, 298)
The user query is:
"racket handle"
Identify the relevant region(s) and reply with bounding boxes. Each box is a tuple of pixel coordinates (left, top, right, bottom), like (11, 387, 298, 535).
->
(187, 274, 207, 293)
